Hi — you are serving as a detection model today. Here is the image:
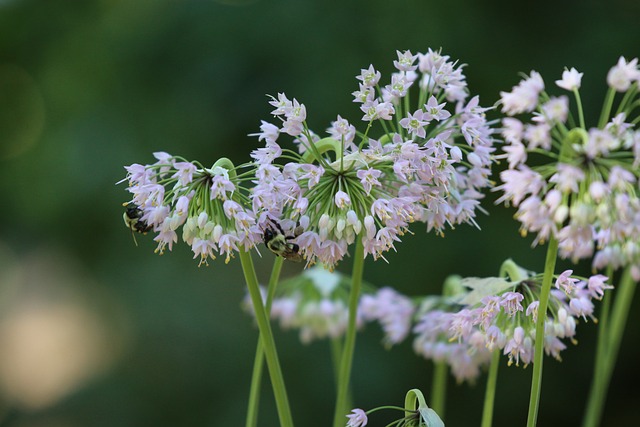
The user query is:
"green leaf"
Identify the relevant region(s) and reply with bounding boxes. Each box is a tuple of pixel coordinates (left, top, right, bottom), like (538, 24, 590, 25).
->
(419, 407, 445, 427)
(457, 277, 514, 306)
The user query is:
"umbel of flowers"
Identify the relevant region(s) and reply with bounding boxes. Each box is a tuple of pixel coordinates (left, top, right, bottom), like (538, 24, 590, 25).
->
(250, 49, 496, 270)
(243, 266, 356, 344)
(121, 154, 260, 265)
(243, 266, 416, 347)
(412, 260, 611, 383)
(496, 58, 640, 275)
(495, 57, 640, 427)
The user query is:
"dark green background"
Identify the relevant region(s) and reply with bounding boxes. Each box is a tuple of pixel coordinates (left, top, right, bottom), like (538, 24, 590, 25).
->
(1, 0, 639, 426)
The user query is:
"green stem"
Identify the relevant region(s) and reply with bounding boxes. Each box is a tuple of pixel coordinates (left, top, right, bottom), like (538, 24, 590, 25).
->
(525, 236, 559, 427)
(603, 267, 636, 387)
(245, 257, 284, 427)
(330, 338, 353, 414)
(573, 89, 586, 130)
(583, 267, 636, 427)
(332, 237, 366, 427)
(239, 251, 294, 427)
(581, 266, 613, 427)
(430, 361, 448, 418)
(331, 337, 343, 387)
(481, 350, 501, 427)
(598, 87, 616, 129)
(499, 258, 527, 282)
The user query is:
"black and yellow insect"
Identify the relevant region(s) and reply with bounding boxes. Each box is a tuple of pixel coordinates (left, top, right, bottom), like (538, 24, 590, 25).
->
(262, 217, 303, 262)
(123, 204, 152, 245)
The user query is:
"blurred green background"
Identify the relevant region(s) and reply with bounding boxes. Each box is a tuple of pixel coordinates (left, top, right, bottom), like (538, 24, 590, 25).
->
(1, 0, 639, 426)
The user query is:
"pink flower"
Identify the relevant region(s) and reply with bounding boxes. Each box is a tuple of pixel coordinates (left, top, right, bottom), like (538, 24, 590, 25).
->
(334, 191, 352, 209)
(346, 408, 368, 427)
(555, 270, 580, 296)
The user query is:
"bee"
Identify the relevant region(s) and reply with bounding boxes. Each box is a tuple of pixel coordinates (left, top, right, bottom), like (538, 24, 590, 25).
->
(123, 203, 153, 245)
(262, 217, 303, 262)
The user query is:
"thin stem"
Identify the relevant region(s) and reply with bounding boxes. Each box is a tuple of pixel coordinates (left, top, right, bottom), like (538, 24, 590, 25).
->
(603, 266, 636, 386)
(573, 89, 586, 130)
(239, 251, 294, 427)
(598, 87, 616, 129)
(481, 350, 501, 427)
(525, 236, 559, 427)
(245, 257, 284, 427)
(499, 258, 527, 282)
(332, 237, 366, 427)
(331, 338, 352, 414)
(583, 267, 636, 427)
(430, 361, 448, 418)
(581, 266, 613, 427)
(246, 341, 266, 427)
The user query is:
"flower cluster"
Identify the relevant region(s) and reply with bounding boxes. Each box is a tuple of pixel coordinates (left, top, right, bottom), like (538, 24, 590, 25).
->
(412, 264, 611, 382)
(359, 287, 416, 347)
(250, 49, 496, 269)
(243, 267, 355, 344)
(120, 153, 259, 265)
(242, 268, 418, 347)
(496, 57, 640, 276)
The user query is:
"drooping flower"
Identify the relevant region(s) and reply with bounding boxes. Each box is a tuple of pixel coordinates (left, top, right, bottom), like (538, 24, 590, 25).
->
(346, 408, 368, 427)
(120, 154, 259, 265)
(242, 267, 357, 344)
(495, 60, 640, 272)
(250, 49, 496, 269)
(359, 287, 416, 346)
(412, 261, 611, 381)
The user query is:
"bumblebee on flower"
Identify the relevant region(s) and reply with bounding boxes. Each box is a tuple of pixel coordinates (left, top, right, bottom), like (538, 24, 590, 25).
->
(249, 49, 496, 270)
(120, 154, 260, 265)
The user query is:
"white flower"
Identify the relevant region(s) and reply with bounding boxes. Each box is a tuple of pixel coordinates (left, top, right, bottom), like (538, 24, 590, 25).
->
(607, 56, 640, 92)
(555, 67, 583, 91)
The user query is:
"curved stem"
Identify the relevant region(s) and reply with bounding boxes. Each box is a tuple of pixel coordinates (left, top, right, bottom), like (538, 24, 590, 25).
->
(245, 257, 284, 427)
(583, 267, 636, 427)
(430, 361, 448, 418)
(239, 251, 294, 427)
(499, 258, 528, 282)
(526, 236, 559, 427)
(332, 238, 366, 427)
(481, 350, 501, 427)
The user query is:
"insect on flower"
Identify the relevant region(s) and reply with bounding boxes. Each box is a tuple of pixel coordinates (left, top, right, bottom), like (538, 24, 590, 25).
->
(262, 217, 303, 262)
(123, 203, 153, 245)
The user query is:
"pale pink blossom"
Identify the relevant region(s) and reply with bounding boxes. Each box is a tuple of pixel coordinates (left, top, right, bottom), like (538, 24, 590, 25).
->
(555, 67, 583, 91)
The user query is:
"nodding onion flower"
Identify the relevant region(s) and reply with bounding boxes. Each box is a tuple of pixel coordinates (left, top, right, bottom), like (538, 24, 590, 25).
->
(242, 267, 416, 346)
(496, 57, 640, 276)
(413, 262, 611, 383)
(120, 154, 260, 265)
(250, 49, 496, 270)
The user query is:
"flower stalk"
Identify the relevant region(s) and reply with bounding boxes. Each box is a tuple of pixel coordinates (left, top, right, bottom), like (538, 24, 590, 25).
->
(582, 266, 637, 427)
(239, 251, 294, 427)
(526, 235, 559, 427)
(245, 256, 284, 427)
(481, 350, 501, 427)
(429, 361, 448, 418)
(332, 237, 365, 427)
